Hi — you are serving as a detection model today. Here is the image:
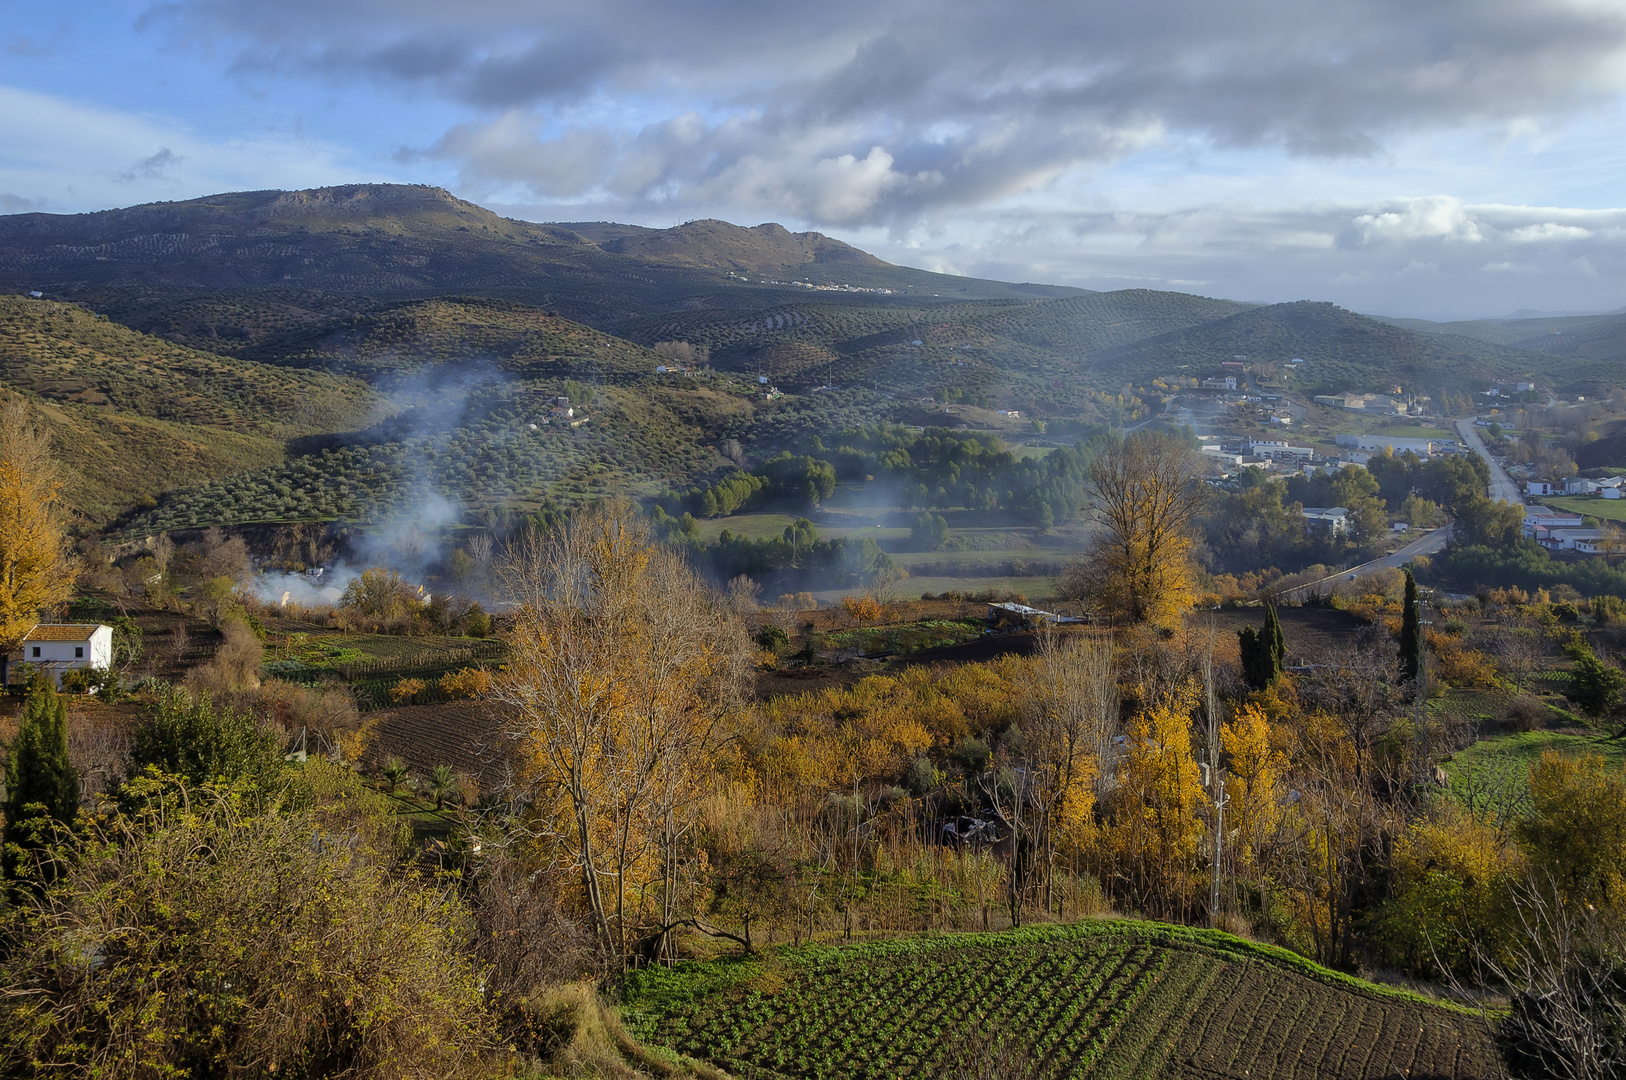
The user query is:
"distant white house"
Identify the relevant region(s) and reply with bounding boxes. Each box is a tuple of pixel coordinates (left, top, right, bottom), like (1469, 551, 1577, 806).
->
(4, 624, 114, 688)
(1335, 434, 1445, 456)
(1300, 506, 1350, 535)
(1202, 375, 1238, 391)
(1524, 506, 1586, 536)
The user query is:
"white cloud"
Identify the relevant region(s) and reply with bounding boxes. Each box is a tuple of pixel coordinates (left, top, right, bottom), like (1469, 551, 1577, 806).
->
(0, 85, 377, 213)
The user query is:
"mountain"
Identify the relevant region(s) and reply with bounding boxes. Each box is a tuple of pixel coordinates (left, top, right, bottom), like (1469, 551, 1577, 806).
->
(1101, 300, 1548, 389)
(1, 184, 1599, 533)
(0, 184, 1080, 360)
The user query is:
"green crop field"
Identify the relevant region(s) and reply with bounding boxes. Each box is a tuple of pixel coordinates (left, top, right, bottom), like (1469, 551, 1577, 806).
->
(1545, 495, 1626, 522)
(1375, 425, 1457, 440)
(621, 921, 1497, 1080)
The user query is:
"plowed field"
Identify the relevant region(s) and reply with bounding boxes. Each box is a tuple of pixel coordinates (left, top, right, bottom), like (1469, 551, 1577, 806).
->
(622, 922, 1498, 1080)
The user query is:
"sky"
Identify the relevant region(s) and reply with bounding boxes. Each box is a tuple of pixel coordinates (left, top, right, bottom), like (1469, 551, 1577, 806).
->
(4, 0, 1626, 320)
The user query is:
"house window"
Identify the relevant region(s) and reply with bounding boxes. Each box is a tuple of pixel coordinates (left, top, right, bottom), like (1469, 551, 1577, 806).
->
(31, 646, 40, 658)
(75, 647, 83, 659)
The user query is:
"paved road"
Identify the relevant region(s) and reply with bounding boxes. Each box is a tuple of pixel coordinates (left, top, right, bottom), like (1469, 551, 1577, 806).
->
(1455, 417, 1523, 504)
(1276, 526, 1451, 598)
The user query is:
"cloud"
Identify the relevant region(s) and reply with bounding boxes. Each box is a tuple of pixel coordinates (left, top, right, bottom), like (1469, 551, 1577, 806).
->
(116, 147, 185, 183)
(0, 84, 378, 212)
(819, 197, 1626, 319)
(149, 0, 1626, 228)
(0, 193, 47, 213)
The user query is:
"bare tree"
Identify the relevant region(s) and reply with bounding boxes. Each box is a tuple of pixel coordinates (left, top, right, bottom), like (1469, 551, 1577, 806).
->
(1454, 877, 1626, 1080)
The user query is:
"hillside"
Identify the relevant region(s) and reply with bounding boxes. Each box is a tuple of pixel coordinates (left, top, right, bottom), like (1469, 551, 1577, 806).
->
(556, 219, 891, 273)
(1098, 300, 1545, 389)
(622, 921, 1497, 1080)
(248, 295, 661, 379)
(0, 296, 376, 522)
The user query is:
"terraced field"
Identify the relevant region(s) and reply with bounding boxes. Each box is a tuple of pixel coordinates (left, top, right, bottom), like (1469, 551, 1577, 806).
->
(622, 922, 1498, 1080)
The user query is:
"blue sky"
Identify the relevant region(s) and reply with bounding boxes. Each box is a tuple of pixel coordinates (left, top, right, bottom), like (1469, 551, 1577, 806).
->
(5, 0, 1626, 320)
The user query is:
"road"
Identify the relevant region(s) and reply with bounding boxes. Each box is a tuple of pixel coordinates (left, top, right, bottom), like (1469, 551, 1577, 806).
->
(1454, 416, 1524, 504)
(1276, 526, 1451, 599)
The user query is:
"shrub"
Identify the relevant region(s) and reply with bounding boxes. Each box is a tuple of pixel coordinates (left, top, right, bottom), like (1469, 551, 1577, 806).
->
(439, 667, 492, 700)
(128, 687, 284, 792)
(389, 677, 427, 705)
(0, 772, 493, 1078)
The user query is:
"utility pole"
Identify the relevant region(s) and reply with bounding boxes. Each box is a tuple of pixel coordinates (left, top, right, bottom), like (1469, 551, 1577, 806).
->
(1413, 594, 1430, 789)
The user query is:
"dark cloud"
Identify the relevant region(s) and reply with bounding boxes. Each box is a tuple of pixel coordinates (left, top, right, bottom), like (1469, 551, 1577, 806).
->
(153, 0, 1626, 229)
(0, 193, 48, 213)
(115, 147, 184, 183)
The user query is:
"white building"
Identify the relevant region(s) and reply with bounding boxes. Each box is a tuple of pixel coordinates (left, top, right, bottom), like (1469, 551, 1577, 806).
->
(1300, 506, 1351, 535)
(1524, 506, 1586, 536)
(1335, 434, 1445, 456)
(5, 624, 114, 688)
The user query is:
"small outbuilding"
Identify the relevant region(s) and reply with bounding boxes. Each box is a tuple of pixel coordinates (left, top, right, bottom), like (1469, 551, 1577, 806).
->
(5, 623, 114, 688)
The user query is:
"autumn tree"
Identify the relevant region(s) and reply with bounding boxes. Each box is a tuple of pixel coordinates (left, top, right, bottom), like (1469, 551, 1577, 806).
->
(494, 502, 750, 967)
(1221, 701, 1283, 872)
(1014, 632, 1115, 917)
(1103, 691, 1206, 918)
(1063, 432, 1206, 626)
(0, 400, 76, 686)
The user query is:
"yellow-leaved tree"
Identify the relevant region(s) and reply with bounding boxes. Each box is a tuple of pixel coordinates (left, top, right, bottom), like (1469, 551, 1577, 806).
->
(1104, 690, 1206, 918)
(494, 502, 751, 968)
(1221, 701, 1285, 871)
(1063, 432, 1206, 627)
(0, 400, 76, 686)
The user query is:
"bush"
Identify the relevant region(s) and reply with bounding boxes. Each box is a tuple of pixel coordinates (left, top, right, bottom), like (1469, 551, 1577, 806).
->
(128, 686, 284, 792)
(0, 771, 493, 1078)
(439, 667, 492, 700)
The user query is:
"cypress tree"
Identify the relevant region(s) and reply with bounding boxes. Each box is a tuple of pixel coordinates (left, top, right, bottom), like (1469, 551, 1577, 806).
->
(1238, 603, 1286, 690)
(3, 676, 79, 879)
(1399, 568, 1422, 684)
(1264, 602, 1286, 675)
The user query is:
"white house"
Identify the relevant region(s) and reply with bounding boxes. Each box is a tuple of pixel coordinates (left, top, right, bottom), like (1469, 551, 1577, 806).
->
(5, 624, 114, 688)
(1524, 506, 1585, 535)
(1538, 528, 1611, 552)
(1525, 480, 1561, 497)
(1300, 506, 1351, 535)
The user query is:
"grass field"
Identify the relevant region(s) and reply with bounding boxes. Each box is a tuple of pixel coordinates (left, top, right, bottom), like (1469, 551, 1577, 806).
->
(621, 921, 1497, 1080)
(1375, 425, 1457, 440)
(1443, 729, 1625, 821)
(1449, 729, 1626, 776)
(1545, 495, 1626, 522)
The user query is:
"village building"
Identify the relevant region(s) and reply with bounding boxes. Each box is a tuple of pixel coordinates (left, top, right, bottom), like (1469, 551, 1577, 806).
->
(1299, 507, 1350, 535)
(4, 624, 114, 688)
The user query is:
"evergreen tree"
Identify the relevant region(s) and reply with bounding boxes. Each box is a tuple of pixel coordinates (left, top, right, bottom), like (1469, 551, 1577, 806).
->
(3, 675, 79, 879)
(1264, 602, 1286, 674)
(1238, 604, 1285, 690)
(1399, 568, 1422, 684)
